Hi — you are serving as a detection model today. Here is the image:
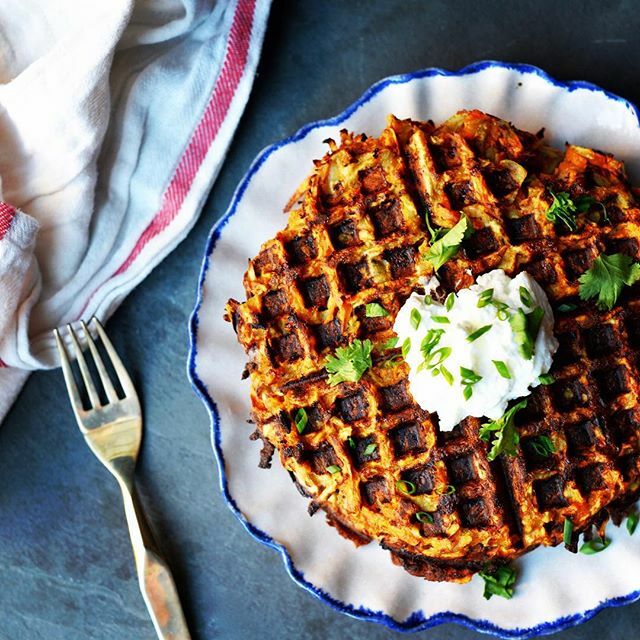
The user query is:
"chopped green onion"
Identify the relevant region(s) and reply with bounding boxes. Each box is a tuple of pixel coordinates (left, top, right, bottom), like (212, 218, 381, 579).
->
(326, 465, 341, 475)
(519, 286, 534, 308)
(445, 292, 455, 311)
(365, 302, 389, 318)
(563, 518, 574, 546)
(437, 484, 456, 495)
(463, 385, 473, 401)
(627, 512, 639, 535)
(363, 443, 377, 456)
(401, 337, 411, 358)
(467, 324, 492, 342)
(579, 537, 610, 555)
(396, 479, 416, 495)
(347, 436, 356, 449)
(423, 346, 452, 370)
(416, 511, 434, 524)
(379, 336, 399, 351)
(460, 366, 482, 384)
(424, 294, 433, 305)
(493, 360, 511, 379)
(410, 308, 422, 330)
(538, 373, 555, 385)
(432, 315, 450, 324)
(440, 365, 454, 385)
(479, 565, 517, 600)
(294, 408, 308, 434)
(557, 302, 577, 313)
(477, 288, 494, 308)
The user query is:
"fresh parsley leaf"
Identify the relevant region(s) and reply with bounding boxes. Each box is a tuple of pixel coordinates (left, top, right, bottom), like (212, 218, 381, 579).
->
(416, 511, 434, 524)
(365, 302, 389, 318)
(531, 435, 556, 458)
(479, 400, 527, 461)
(479, 565, 517, 600)
(445, 292, 455, 311)
(538, 373, 555, 385)
(294, 408, 308, 434)
(563, 518, 574, 546)
(579, 536, 610, 555)
(396, 479, 416, 495)
(363, 443, 377, 456)
(493, 360, 511, 379)
(509, 306, 544, 360)
(325, 339, 373, 385)
(477, 288, 494, 308)
(410, 308, 422, 330)
(627, 512, 639, 535)
(424, 215, 473, 271)
(578, 253, 640, 310)
(326, 464, 341, 474)
(467, 324, 492, 342)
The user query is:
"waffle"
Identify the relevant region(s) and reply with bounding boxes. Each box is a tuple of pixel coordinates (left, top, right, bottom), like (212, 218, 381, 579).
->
(225, 110, 640, 582)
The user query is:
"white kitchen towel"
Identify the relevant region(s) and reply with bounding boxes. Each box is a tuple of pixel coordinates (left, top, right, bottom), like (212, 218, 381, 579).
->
(0, 0, 270, 420)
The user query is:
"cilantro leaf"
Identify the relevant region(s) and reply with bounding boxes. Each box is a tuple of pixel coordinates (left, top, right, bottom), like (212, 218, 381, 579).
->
(479, 400, 527, 461)
(479, 565, 517, 600)
(546, 191, 602, 231)
(578, 253, 640, 310)
(424, 215, 473, 271)
(325, 339, 373, 385)
(365, 302, 389, 318)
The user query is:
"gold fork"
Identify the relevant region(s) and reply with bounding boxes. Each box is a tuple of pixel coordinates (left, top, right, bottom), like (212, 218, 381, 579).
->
(54, 317, 191, 640)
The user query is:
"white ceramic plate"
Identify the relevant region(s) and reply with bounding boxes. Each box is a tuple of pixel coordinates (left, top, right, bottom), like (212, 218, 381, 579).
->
(189, 62, 640, 638)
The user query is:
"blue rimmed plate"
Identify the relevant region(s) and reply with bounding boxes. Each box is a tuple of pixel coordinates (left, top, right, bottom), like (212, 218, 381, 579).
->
(188, 61, 640, 638)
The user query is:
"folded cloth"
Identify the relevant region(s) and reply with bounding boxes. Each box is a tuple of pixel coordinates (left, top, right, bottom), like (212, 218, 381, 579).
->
(0, 0, 270, 420)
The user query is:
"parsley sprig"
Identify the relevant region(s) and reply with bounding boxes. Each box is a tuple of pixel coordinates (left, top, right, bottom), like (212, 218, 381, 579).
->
(325, 339, 373, 385)
(578, 253, 640, 310)
(479, 565, 517, 600)
(424, 214, 473, 271)
(479, 400, 527, 461)
(546, 190, 600, 231)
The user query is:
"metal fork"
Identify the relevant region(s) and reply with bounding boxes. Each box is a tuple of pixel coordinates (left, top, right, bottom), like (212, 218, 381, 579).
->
(54, 317, 191, 640)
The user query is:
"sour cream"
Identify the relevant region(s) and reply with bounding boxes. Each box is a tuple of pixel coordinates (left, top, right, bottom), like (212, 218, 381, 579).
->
(393, 269, 558, 431)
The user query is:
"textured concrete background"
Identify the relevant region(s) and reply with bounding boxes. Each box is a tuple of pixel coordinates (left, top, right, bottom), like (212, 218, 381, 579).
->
(2, 1, 640, 638)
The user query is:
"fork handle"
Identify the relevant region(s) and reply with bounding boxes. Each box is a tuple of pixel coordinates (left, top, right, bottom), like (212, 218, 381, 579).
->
(119, 482, 192, 640)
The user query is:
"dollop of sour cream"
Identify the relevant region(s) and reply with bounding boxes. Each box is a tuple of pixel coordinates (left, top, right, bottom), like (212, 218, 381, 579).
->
(393, 269, 558, 431)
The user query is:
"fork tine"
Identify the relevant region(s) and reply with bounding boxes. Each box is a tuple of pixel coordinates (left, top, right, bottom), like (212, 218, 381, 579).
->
(67, 324, 101, 409)
(53, 328, 85, 414)
(81, 320, 119, 403)
(92, 317, 136, 398)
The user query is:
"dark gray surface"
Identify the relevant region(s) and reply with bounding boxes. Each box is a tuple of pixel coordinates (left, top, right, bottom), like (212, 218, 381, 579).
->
(2, 1, 640, 638)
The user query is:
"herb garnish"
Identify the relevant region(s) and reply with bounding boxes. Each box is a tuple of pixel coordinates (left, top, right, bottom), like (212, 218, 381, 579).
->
(477, 288, 494, 308)
(424, 294, 433, 305)
(479, 565, 517, 600)
(479, 399, 527, 461)
(416, 511, 434, 524)
(418, 346, 452, 373)
(538, 373, 555, 385)
(460, 366, 482, 400)
(410, 308, 422, 330)
(546, 190, 598, 231)
(627, 512, 639, 535)
(363, 443, 377, 456)
(396, 479, 416, 495)
(493, 360, 511, 379)
(365, 302, 389, 318)
(493, 300, 510, 321)
(578, 253, 640, 310)
(530, 435, 556, 458)
(432, 315, 450, 324)
(467, 324, 493, 343)
(347, 436, 356, 449)
(579, 536, 610, 555)
(294, 408, 308, 434)
(557, 302, 577, 313)
(445, 292, 455, 311)
(563, 518, 574, 546)
(325, 339, 373, 385)
(440, 365, 454, 385)
(519, 286, 534, 308)
(401, 337, 411, 358)
(326, 465, 341, 475)
(509, 306, 544, 360)
(379, 336, 399, 351)
(424, 214, 473, 271)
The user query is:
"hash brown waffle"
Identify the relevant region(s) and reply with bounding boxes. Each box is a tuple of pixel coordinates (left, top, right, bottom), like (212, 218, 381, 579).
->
(226, 110, 640, 582)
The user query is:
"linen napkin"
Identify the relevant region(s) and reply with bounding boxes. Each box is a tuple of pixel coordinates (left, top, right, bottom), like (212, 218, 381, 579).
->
(0, 0, 270, 421)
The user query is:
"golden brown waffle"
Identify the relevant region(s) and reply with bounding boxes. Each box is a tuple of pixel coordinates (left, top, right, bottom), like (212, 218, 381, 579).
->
(226, 110, 640, 582)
